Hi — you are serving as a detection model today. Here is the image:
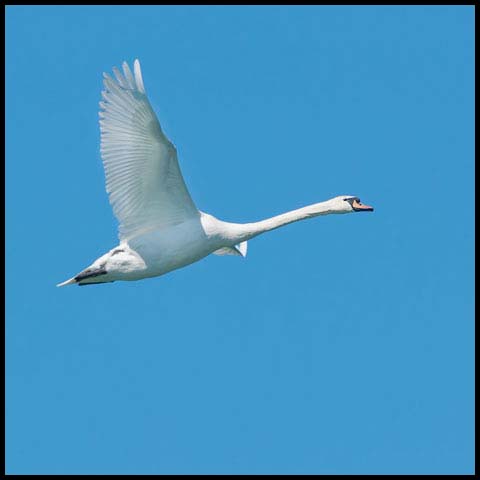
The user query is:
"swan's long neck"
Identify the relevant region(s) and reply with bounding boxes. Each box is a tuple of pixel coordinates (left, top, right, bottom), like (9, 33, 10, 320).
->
(235, 199, 343, 242)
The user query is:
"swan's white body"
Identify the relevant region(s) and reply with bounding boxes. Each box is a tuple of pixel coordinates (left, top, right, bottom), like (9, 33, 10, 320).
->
(58, 60, 373, 287)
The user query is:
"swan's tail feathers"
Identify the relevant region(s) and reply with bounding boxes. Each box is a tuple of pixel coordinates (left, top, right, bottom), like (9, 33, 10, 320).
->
(212, 241, 248, 258)
(57, 264, 109, 287)
(56, 277, 76, 287)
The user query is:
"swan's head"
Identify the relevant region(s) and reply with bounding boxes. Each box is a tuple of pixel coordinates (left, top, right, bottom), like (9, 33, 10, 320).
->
(332, 195, 374, 213)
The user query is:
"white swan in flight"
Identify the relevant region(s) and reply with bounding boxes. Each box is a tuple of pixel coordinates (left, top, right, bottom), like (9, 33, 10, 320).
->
(58, 59, 373, 287)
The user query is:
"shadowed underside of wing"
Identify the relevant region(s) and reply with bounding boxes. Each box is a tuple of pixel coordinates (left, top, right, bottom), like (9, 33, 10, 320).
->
(99, 59, 198, 241)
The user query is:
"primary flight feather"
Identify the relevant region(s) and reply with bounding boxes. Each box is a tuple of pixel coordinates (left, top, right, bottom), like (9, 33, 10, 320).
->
(58, 59, 373, 287)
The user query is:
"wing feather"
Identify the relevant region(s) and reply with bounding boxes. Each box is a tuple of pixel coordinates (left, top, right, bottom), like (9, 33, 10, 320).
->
(99, 59, 198, 241)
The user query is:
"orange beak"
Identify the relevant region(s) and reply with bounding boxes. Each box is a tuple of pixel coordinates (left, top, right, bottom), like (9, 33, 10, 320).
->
(352, 199, 374, 212)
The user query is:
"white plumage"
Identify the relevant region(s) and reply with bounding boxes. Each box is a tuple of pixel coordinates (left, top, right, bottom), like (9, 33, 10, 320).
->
(58, 60, 373, 287)
(100, 60, 197, 241)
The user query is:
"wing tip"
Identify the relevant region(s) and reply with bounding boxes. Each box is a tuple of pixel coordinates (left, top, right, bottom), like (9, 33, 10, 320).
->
(133, 58, 145, 94)
(102, 59, 145, 94)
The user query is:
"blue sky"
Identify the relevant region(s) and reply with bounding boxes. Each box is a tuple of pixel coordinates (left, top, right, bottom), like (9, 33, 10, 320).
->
(6, 6, 474, 474)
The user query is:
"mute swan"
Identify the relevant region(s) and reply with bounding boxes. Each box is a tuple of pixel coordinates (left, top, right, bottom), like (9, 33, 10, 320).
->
(57, 59, 373, 287)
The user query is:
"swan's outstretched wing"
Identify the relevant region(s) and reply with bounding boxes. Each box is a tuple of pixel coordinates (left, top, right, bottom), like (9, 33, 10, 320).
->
(99, 59, 198, 241)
